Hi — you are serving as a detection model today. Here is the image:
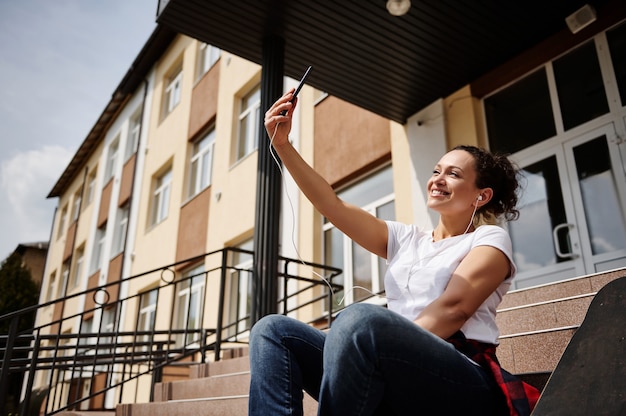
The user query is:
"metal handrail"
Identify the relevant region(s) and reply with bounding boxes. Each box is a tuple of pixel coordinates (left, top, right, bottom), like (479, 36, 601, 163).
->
(0, 247, 343, 416)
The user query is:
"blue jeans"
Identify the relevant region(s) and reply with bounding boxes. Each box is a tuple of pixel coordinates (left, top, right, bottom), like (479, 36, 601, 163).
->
(248, 303, 505, 415)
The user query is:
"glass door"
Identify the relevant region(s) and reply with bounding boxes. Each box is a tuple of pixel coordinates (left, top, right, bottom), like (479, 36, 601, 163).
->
(564, 126, 626, 274)
(509, 124, 626, 289)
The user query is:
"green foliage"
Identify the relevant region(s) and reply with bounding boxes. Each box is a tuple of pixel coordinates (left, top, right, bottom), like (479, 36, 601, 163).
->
(1, 253, 40, 415)
(0, 253, 39, 334)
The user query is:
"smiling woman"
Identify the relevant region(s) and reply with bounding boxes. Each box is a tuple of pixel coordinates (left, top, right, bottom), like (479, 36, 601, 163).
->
(248, 92, 538, 415)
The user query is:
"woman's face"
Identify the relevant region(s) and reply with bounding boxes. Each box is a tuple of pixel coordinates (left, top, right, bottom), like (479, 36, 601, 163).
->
(426, 149, 481, 214)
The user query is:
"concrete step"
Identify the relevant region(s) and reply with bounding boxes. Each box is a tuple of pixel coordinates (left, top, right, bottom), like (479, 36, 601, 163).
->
(117, 397, 249, 416)
(154, 372, 251, 401)
(189, 355, 249, 379)
(499, 269, 623, 309)
(121, 387, 318, 416)
(497, 327, 576, 374)
(496, 293, 593, 336)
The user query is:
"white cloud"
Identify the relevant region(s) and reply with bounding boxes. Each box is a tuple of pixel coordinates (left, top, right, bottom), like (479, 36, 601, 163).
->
(0, 146, 72, 257)
(0, 1, 156, 259)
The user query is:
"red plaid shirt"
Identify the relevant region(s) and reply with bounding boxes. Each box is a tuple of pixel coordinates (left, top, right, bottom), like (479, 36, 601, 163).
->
(447, 331, 540, 416)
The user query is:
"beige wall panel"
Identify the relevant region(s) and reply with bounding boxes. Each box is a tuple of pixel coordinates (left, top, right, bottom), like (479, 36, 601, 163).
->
(63, 221, 77, 262)
(205, 54, 260, 252)
(188, 61, 220, 139)
(108, 253, 123, 282)
(314, 96, 391, 187)
(131, 35, 194, 277)
(208, 154, 258, 248)
(176, 187, 210, 264)
(83, 271, 100, 319)
(389, 122, 413, 224)
(118, 154, 136, 206)
(98, 180, 112, 227)
(444, 86, 482, 149)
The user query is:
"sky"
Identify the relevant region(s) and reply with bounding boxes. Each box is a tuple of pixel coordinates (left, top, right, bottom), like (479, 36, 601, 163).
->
(0, 1, 158, 260)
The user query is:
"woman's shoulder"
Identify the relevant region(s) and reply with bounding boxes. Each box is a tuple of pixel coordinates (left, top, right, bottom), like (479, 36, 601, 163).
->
(475, 224, 507, 235)
(473, 224, 512, 248)
(386, 220, 427, 235)
(386, 221, 430, 243)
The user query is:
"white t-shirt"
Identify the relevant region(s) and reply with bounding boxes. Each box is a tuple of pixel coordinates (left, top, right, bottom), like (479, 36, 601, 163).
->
(385, 221, 516, 344)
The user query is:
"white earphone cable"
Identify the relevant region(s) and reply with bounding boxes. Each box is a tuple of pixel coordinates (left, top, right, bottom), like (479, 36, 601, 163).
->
(268, 122, 383, 306)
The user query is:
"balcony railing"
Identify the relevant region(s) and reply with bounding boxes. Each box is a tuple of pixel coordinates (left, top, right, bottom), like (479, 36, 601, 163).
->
(0, 247, 343, 416)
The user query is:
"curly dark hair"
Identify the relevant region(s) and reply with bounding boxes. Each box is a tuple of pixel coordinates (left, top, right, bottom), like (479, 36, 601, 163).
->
(452, 145, 521, 223)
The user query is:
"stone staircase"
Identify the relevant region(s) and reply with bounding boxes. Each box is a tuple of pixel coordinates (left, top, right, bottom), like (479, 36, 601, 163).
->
(112, 269, 624, 416)
(116, 353, 317, 416)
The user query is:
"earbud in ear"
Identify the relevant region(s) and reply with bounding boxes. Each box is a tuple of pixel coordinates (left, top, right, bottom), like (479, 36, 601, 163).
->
(477, 195, 483, 201)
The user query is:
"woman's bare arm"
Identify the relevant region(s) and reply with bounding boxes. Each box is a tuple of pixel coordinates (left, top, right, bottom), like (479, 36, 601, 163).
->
(414, 245, 510, 339)
(265, 90, 388, 258)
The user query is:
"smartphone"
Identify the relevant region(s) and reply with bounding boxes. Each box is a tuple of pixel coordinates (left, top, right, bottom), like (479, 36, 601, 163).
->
(280, 65, 312, 115)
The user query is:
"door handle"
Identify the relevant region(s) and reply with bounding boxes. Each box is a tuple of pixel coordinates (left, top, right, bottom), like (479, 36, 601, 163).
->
(552, 223, 579, 259)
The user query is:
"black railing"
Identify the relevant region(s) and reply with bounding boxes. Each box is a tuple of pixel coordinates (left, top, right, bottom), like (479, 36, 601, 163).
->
(0, 248, 343, 416)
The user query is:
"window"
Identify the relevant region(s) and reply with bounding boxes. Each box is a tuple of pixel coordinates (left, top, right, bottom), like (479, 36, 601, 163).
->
(101, 307, 116, 333)
(46, 271, 57, 302)
(228, 240, 253, 337)
(138, 289, 157, 349)
(553, 41, 609, 130)
(486, 30, 622, 155)
(236, 85, 261, 161)
(175, 264, 205, 346)
(104, 138, 120, 182)
(71, 246, 84, 289)
(78, 318, 94, 354)
(98, 307, 118, 373)
(323, 166, 395, 306)
(58, 261, 70, 298)
(112, 204, 129, 255)
(71, 188, 82, 222)
(189, 128, 215, 197)
(485, 69, 556, 154)
(57, 205, 68, 239)
(90, 224, 107, 273)
(197, 43, 221, 78)
(164, 66, 183, 116)
(86, 169, 97, 205)
(151, 168, 172, 225)
(125, 109, 142, 161)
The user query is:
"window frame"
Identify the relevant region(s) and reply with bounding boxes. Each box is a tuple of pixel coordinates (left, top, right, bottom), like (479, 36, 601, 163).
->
(197, 42, 221, 79)
(125, 109, 142, 161)
(235, 84, 261, 162)
(104, 138, 120, 182)
(138, 288, 158, 349)
(58, 261, 70, 298)
(46, 271, 57, 302)
(164, 66, 183, 116)
(322, 165, 395, 307)
(150, 168, 172, 226)
(175, 264, 206, 346)
(86, 169, 97, 205)
(188, 128, 216, 198)
(71, 246, 84, 289)
(90, 224, 107, 274)
(71, 189, 82, 222)
(112, 204, 130, 256)
(227, 240, 254, 338)
(57, 205, 68, 240)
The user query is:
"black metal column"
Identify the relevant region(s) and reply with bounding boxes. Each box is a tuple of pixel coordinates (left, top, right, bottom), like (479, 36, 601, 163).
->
(251, 35, 284, 323)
